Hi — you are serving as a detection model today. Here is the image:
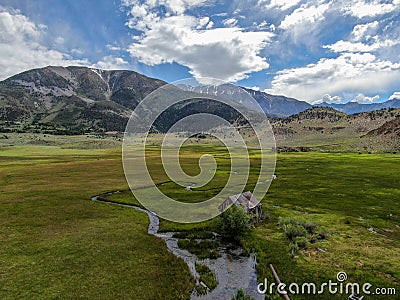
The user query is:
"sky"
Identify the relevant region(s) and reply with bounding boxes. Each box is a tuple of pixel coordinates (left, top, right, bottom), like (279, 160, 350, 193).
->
(0, 0, 399, 104)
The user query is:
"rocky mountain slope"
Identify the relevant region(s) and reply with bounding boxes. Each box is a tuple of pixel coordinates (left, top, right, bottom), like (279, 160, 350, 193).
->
(0, 66, 165, 133)
(1, 66, 400, 146)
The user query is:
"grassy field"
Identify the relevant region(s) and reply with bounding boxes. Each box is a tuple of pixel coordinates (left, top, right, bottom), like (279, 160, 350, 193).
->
(0, 145, 193, 299)
(1, 139, 399, 299)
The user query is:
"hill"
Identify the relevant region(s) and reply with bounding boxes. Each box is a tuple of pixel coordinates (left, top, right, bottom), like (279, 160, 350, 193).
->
(317, 100, 400, 114)
(0, 66, 165, 133)
(272, 107, 400, 152)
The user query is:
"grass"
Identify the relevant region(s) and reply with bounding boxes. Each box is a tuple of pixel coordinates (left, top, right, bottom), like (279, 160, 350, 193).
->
(0, 145, 193, 299)
(195, 263, 218, 295)
(177, 239, 221, 259)
(1, 139, 399, 299)
(243, 152, 400, 299)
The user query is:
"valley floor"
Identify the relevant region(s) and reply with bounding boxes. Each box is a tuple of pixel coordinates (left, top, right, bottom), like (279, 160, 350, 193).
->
(0, 137, 399, 299)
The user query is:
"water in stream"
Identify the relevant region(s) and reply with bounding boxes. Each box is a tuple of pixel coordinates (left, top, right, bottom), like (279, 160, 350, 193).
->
(91, 194, 263, 300)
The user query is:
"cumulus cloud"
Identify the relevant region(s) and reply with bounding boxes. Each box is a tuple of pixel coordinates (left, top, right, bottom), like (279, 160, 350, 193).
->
(222, 18, 238, 27)
(279, 2, 331, 30)
(276, 1, 332, 45)
(93, 55, 129, 70)
(259, 0, 302, 11)
(122, 0, 274, 82)
(320, 94, 342, 104)
(351, 93, 380, 103)
(265, 52, 400, 102)
(0, 7, 88, 80)
(389, 91, 400, 100)
(341, 0, 400, 19)
(324, 39, 400, 53)
(352, 21, 379, 41)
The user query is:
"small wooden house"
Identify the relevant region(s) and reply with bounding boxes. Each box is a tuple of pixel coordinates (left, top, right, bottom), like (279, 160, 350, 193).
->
(218, 191, 263, 222)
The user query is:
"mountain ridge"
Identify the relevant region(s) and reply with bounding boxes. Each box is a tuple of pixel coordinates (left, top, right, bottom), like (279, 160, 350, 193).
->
(1, 66, 400, 136)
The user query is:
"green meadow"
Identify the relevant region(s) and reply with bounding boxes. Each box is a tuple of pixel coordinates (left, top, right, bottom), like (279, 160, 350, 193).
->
(0, 141, 399, 299)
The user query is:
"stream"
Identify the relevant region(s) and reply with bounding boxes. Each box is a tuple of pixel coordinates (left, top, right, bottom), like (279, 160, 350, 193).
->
(91, 192, 263, 300)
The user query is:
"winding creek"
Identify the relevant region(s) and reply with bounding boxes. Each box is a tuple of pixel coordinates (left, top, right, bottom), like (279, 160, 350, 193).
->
(91, 192, 263, 300)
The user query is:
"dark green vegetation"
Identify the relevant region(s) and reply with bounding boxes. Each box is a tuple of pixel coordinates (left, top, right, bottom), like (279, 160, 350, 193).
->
(173, 230, 221, 260)
(278, 217, 329, 254)
(177, 239, 220, 259)
(218, 205, 251, 241)
(194, 263, 218, 295)
(1, 140, 399, 299)
(231, 289, 256, 300)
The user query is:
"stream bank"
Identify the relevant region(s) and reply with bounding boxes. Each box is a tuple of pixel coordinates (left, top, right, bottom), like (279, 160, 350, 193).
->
(91, 192, 263, 300)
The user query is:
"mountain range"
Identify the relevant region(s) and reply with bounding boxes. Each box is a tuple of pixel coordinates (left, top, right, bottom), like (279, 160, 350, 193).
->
(0, 66, 399, 134)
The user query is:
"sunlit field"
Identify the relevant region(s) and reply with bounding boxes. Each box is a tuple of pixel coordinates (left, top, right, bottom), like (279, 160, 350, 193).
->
(1, 142, 399, 299)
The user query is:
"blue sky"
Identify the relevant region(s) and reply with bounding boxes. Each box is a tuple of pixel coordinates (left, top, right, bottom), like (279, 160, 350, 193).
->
(0, 0, 399, 104)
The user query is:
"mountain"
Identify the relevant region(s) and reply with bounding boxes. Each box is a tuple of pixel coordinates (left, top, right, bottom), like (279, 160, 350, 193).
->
(0, 66, 165, 133)
(317, 100, 400, 114)
(179, 84, 312, 118)
(272, 106, 400, 152)
(1, 66, 400, 137)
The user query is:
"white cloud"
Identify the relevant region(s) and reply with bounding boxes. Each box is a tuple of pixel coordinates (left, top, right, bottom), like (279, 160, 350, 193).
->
(248, 86, 260, 91)
(351, 93, 380, 103)
(54, 36, 65, 45)
(107, 44, 122, 51)
(324, 39, 400, 53)
(93, 55, 129, 70)
(260, 0, 302, 11)
(196, 16, 210, 28)
(276, 1, 332, 45)
(352, 21, 379, 41)
(342, 0, 399, 19)
(123, 1, 274, 82)
(279, 2, 331, 30)
(205, 20, 214, 29)
(266, 52, 400, 103)
(320, 94, 342, 103)
(389, 91, 400, 100)
(122, 0, 211, 17)
(0, 8, 88, 80)
(222, 18, 238, 27)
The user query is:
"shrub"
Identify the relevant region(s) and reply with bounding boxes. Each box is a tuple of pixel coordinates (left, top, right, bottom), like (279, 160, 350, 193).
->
(231, 289, 255, 300)
(293, 236, 309, 249)
(219, 205, 250, 241)
(283, 224, 307, 241)
(177, 239, 220, 259)
(279, 217, 329, 254)
(289, 242, 299, 255)
(195, 263, 218, 294)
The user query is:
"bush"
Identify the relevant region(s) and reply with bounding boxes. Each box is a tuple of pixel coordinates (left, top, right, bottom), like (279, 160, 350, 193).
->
(195, 263, 218, 294)
(293, 236, 309, 249)
(283, 224, 307, 241)
(279, 217, 329, 254)
(289, 242, 299, 255)
(231, 289, 255, 300)
(177, 239, 220, 259)
(219, 205, 250, 241)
